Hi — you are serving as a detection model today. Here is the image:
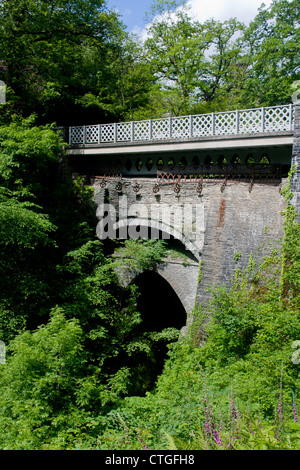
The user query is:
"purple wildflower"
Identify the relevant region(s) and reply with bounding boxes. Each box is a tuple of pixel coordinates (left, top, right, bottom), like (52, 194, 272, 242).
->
(278, 397, 284, 423)
(214, 429, 222, 445)
(248, 420, 254, 435)
(230, 389, 238, 421)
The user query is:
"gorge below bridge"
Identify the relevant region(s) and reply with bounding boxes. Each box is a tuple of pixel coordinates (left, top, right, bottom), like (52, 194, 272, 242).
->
(63, 103, 300, 333)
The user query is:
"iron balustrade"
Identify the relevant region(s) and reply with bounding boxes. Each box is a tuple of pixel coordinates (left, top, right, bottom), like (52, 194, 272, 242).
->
(68, 104, 294, 146)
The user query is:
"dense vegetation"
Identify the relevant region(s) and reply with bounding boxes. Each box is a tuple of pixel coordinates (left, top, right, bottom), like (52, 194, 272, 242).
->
(0, 0, 299, 450)
(0, 0, 299, 124)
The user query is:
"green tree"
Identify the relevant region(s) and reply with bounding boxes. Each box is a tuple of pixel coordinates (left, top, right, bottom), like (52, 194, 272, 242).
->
(0, 118, 97, 340)
(145, 6, 204, 115)
(0, 308, 90, 449)
(241, 0, 300, 106)
(145, 4, 244, 116)
(92, 34, 157, 121)
(0, 0, 124, 124)
(0, 118, 64, 339)
(191, 18, 245, 112)
(0, 117, 178, 449)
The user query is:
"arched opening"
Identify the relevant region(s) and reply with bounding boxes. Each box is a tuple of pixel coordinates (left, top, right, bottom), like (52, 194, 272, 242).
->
(168, 157, 176, 168)
(230, 154, 241, 165)
(146, 158, 153, 171)
(259, 154, 271, 165)
(128, 271, 186, 394)
(218, 154, 227, 165)
(192, 156, 199, 167)
(156, 158, 164, 169)
(125, 159, 132, 171)
(134, 271, 186, 332)
(114, 221, 200, 262)
(245, 153, 256, 166)
(135, 158, 143, 171)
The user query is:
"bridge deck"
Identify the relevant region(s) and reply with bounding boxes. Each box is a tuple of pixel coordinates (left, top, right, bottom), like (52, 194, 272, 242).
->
(66, 105, 294, 155)
(67, 131, 293, 157)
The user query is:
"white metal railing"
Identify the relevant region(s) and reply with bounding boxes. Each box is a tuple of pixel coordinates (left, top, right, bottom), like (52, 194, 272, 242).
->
(69, 104, 294, 146)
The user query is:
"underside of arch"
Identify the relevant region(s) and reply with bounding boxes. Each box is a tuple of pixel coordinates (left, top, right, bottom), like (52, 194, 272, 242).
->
(112, 217, 200, 261)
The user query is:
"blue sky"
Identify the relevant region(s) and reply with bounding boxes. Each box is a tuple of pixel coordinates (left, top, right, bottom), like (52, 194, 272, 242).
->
(106, 0, 273, 35)
(106, 0, 153, 33)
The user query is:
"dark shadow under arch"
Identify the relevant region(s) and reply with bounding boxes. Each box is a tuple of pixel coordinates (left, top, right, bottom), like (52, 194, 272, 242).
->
(133, 271, 186, 332)
(123, 271, 186, 395)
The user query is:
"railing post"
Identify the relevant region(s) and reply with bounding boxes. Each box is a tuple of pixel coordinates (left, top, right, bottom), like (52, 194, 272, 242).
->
(131, 121, 134, 142)
(261, 107, 265, 132)
(70, 104, 294, 148)
(211, 112, 215, 136)
(289, 103, 293, 130)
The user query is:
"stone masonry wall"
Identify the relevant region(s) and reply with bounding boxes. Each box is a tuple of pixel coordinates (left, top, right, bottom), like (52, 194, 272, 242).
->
(291, 103, 300, 221)
(94, 178, 206, 260)
(93, 177, 287, 314)
(194, 180, 287, 308)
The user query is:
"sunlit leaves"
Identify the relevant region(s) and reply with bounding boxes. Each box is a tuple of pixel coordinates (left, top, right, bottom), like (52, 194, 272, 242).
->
(0, 196, 55, 248)
(0, 0, 124, 123)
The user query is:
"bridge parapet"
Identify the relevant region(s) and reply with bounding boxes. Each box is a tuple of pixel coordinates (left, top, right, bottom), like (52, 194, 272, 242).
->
(68, 105, 294, 146)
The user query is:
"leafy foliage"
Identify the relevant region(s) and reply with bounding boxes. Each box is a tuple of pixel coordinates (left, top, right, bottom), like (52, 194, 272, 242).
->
(1, 0, 298, 123)
(0, 0, 123, 124)
(0, 119, 175, 447)
(0, 0, 299, 452)
(90, 177, 300, 450)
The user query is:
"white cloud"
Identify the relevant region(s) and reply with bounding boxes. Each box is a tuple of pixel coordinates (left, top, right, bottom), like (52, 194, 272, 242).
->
(134, 0, 274, 39)
(131, 25, 144, 36)
(186, 0, 273, 24)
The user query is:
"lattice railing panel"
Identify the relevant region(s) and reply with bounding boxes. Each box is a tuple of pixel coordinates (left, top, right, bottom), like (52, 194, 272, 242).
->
(215, 111, 237, 135)
(193, 114, 213, 137)
(101, 124, 115, 142)
(117, 122, 131, 142)
(134, 121, 150, 141)
(70, 126, 84, 144)
(239, 109, 262, 134)
(152, 118, 170, 139)
(69, 105, 294, 145)
(264, 106, 291, 132)
(172, 116, 190, 138)
(86, 125, 99, 143)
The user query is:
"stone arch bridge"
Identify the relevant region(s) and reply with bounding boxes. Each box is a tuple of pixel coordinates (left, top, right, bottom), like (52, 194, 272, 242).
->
(64, 103, 300, 328)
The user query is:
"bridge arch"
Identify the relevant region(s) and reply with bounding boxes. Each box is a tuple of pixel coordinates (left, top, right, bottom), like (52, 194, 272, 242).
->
(110, 227, 199, 316)
(96, 209, 201, 315)
(112, 217, 201, 262)
(117, 257, 199, 317)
